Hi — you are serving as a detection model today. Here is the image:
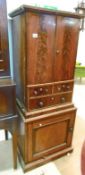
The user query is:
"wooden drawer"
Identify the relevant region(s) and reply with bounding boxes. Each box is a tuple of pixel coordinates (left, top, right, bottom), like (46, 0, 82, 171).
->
(29, 93, 72, 110)
(28, 85, 52, 97)
(53, 82, 73, 93)
(0, 86, 16, 116)
(26, 108, 76, 161)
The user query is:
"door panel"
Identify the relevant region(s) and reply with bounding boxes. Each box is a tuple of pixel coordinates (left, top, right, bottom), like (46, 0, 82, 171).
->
(26, 12, 56, 84)
(27, 109, 76, 161)
(54, 16, 80, 81)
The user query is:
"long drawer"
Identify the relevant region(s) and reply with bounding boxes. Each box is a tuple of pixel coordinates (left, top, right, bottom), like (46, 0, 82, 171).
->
(28, 93, 72, 110)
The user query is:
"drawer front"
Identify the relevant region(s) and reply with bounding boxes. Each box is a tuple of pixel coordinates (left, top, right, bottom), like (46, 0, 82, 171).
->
(26, 108, 76, 161)
(28, 85, 52, 97)
(53, 82, 73, 93)
(0, 86, 16, 116)
(29, 93, 72, 110)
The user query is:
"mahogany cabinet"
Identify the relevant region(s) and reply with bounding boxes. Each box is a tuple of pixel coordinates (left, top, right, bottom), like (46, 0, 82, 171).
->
(0, 0, 16, 117)
(9, 5, 83, 172)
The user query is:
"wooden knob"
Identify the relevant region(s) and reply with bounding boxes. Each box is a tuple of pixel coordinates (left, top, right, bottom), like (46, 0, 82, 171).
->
(67, 85, 70, 90)
(56, 50, 60, 54)
(45, 88, 48, 93)
(39, 87, 43, 92)
(38, 101, 44, 107)
(61, 97, 65, 103)
(62, 84, 65, 88)
(51, 97, 55, 101)
(39, 123, 42, 127)
(34, 90, 38, 95)
(57, 87, 61, 91)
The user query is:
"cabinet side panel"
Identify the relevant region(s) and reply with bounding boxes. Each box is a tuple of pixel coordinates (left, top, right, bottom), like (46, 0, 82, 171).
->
(12, 14, 26, 104)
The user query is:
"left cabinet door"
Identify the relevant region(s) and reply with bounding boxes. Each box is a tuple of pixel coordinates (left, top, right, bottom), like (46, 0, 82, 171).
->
(26, 12, 56, 84)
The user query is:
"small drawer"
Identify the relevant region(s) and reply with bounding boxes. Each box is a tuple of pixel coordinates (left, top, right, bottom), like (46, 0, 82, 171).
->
(54, 82, 73, 93)
(57, 93, 72, 104)
(28, 93, 72, 111)
(28, 85, 52, 97)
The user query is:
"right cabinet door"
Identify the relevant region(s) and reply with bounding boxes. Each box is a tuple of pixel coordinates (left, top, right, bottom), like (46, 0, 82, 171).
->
(27, 108, 76, 161)
(54, 16, 80, 81)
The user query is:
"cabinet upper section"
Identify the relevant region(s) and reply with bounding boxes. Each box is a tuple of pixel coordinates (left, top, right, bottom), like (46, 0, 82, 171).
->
(9, 5, 84, 19)
(10, 6, 82, 85)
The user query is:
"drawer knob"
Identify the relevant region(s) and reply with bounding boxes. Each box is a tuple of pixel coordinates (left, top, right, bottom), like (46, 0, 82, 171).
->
(39, 87, 43, 92)
(56, 50, 60, 54)
(51, 97, 55, 101)
(38, 101, 44, 107)
(45, 88, 48, 93)
(57, 87, 61, 91)
(34, 90, 38, 95)
(67, 85, 70, 90)
(39, 123, 42, 127)
(62, 84, 65, 88)
(61, 97, 65, 103)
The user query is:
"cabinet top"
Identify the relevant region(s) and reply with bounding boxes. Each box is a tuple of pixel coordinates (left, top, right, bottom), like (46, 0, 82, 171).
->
(9, 5, 84, 19)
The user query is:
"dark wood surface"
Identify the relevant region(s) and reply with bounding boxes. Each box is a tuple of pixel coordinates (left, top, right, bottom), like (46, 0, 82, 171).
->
(10, 6, 81, 172)
(0, 0, 17, 169)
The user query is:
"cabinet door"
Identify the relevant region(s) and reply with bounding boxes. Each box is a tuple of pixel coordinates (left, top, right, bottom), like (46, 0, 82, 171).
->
(0, 0, 10, 77)
(26, 12, 56, 84)
(26, 109, 76, 161)
(54, 16, 80, 81)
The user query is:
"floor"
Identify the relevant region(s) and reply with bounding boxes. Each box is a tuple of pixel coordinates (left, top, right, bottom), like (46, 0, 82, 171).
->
(0, 79, 85, 175)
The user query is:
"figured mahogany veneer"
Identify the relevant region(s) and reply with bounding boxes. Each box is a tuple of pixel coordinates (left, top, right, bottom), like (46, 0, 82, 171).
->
(9, 5, 83, 172)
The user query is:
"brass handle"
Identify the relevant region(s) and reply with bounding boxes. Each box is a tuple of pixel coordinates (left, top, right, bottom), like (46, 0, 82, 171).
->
(38, 101, 44, 107)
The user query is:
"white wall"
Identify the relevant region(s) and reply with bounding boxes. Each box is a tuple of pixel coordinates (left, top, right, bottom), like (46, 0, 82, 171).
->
(6, 0, 78, 13)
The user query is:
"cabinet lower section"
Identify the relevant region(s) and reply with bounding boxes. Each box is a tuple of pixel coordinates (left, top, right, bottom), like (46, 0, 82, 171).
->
(17, 104, 76, 172)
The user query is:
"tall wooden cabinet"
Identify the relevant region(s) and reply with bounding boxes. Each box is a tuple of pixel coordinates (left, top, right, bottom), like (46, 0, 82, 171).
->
(10, 5, 83, 172)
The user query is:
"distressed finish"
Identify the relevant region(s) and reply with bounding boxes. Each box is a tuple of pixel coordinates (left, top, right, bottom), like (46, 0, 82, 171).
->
(10, 5, 82, 172)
